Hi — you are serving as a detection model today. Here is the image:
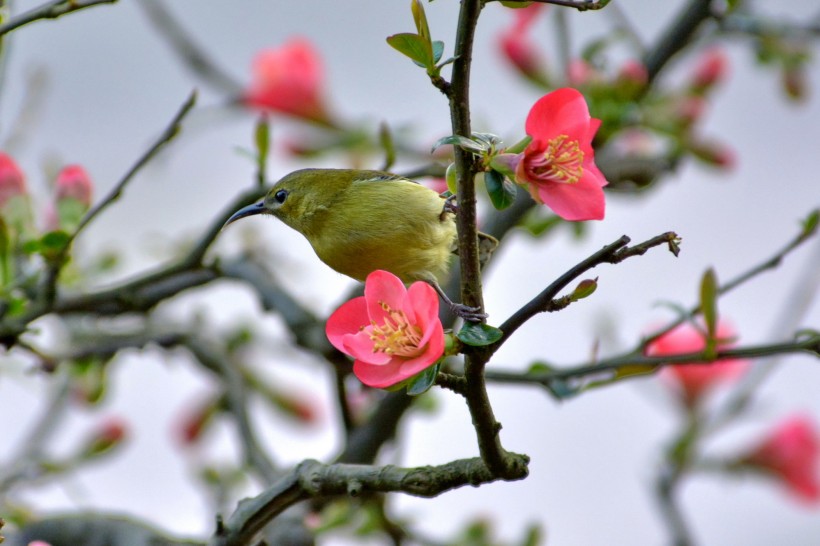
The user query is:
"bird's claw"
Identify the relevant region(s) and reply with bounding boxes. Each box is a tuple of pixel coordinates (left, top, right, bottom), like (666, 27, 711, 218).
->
(449, 302, 488, 323)
(442, 194, 458, 216)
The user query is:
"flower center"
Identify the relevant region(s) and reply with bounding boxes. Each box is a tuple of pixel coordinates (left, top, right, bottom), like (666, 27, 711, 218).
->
(532, 134, 584, 184)
(367, 301, 423, 358)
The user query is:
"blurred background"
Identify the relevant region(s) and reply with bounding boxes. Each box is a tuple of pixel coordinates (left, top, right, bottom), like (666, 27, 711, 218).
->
(1, 0, 819, 544)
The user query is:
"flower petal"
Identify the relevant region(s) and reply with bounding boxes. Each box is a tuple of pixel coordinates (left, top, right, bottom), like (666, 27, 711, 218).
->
(364, 270, 407, 322)
(404, 281, 439, 327)
(525, 88, 591, 142)
(353, 358, 405, 388)
(342, 329, 391, 365)
(535, 169, 607, 221)
(326, 297, 369, 353)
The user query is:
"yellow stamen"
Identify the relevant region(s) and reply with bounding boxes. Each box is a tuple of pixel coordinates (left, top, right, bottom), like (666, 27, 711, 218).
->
(533, 134, 584, 184)
(368, 301, 423, 357)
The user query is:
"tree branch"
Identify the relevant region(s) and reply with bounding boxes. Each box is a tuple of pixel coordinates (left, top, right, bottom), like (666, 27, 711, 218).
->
(209, 455, 530, 546)
(0, 0, 118, 37)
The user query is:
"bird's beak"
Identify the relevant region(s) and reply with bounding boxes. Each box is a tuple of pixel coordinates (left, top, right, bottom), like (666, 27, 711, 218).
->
(223, 201, 266, 229)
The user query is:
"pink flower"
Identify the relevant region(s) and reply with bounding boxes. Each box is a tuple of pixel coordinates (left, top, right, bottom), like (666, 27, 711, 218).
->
(513, 88, 608, 221)
(689, 47, 728, 90)
(646, 321, 748, 407)
(499, 5, 547, 82)
(243, 38, 332, 125)
(55, 164, 93, 207)
(326, 270, 444, 389)
(740, 415, 820, 503)
(0, 152, 27, 206)
(616, 59, 648, 87)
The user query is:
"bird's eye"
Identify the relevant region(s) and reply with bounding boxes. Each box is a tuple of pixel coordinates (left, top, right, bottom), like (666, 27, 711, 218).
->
(274, 189, 288, 204)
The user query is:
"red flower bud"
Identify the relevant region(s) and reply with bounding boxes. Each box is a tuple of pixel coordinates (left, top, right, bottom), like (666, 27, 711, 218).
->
(0, 152, 27, 207)
(689, 48, 728, 91)
(82, 417, 128, 457)
(646, 321, 747, 408)
(55, 165, 93, 207)
(740, 415, 820, 503)
(244, 38, 333, 125)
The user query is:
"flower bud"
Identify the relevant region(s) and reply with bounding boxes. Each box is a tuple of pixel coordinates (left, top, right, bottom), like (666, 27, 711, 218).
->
(737, 415, 820, 503)
(80, 418, 128, 458)
(0, 152, 27, 207)
(689, 48, 728, 91)
(55, 165, 93, 207)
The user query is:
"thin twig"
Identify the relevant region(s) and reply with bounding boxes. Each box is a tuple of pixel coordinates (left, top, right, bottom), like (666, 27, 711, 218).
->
(0, 0, 118, 37)
(493, 232, 679, 354)
(643, 0, 714, 84)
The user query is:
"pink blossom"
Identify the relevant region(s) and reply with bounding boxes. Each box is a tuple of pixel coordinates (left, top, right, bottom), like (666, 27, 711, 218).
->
(0, 152, 27, 206)
(55, 164, 93, 207)
(646, 321, 747, 407)
(326, 270, 444, 389)
(741, 415, 820, 503)
(499, 4, 546, 81)
(513, 88, 608, 221)
(689, 47, 729, 90)
(243, 38, 332, 124)
(616, 59, 648, 87)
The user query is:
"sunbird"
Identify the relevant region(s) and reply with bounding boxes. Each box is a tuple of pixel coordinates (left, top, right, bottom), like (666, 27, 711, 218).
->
(224, 168, 496, 319)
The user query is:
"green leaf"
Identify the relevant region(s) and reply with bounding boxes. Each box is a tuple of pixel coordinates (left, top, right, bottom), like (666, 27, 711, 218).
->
(527, 361, 553, 374)
(570, 278, 598, 301)
(40, 230, 71, 259)
(410, 0, 431, 44)
(431, 40, 444, 64)
(445, 162, 458, 194)
(405, 362, 441, 396)
(254, 116, 270, 174)
(505, 135, 532, 155)
(700, 267, 718, 343)
(386, 33, 432, 68)
(431, 134, 487, 154)
(456, 322, 503, 347)
(484, 170, 517, 210)
(801, 208, 819, 236)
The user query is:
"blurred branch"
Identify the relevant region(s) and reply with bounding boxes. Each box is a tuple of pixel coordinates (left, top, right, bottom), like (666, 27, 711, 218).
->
(495, 0, 608, 11)
(493, 231, 680, 354)
(39, 90, 197, 307)
(183, 337, 278, 483)
(209, 454, 530, 546)
(643, 209, 818, 347)
(138, 0, 243, 96)
(0, 0, 118, 37)
(485, 335, 820, 391)
(643, 0, 714, 84)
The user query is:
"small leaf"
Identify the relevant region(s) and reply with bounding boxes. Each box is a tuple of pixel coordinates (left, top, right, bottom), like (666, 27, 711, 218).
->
(431, 134, 487, 154)
(570, 278, 598, 302)
(431, 40, 444, 64)
(406, 362, 441, 396)
(254, 116, 270, 177)
(527, 361, 553, 374)
(445, 163, 458, 194)
(386, 33, 432, 68)
(505, 135, 532, 155)
(484, 170, 517, 210)
(410, 0, 431, 44)
(456, 322, 503, 347)
(801, 208, 819, 236)
(700, 268, 718, 342)
(378, 122, 396, 171)
(40, 230, 71, 259)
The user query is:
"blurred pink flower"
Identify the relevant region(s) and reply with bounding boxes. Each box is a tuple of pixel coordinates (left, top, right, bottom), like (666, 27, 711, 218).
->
(243, 38, 332, 125)
(326, 270, 444, 388)
(0, 152, 27, 206)
(499, 4, 546, 82)
(689, 47, 729, 90)
(616, 59, 648, 87)
(513, 88, 608, 221)
(55, 164, 93, 207)
(646, 320, 747, 407)
(740, 415, 820, 503)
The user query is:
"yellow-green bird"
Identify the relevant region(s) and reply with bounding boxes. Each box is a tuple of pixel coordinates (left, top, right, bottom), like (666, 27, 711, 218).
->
(224, 168, 494, 319)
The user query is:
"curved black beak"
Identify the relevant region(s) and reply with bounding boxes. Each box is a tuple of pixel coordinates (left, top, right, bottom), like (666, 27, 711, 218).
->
(223, 201, 266, 229)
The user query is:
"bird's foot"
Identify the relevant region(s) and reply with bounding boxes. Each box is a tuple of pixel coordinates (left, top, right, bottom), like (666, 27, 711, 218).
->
(448, 302, 488, 323)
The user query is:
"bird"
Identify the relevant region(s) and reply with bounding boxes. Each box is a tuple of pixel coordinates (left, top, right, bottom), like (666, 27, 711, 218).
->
(223, 168, 496, 320)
